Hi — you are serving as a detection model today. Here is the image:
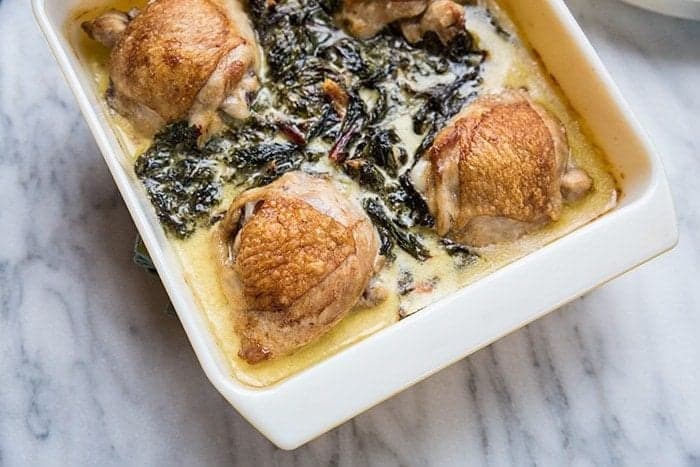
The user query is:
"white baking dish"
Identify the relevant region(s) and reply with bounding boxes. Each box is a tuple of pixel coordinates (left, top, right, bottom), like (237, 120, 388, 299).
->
(33, 0, 678, 449)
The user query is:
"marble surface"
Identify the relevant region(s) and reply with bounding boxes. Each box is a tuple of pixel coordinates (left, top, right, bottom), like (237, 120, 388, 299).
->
(1, 0, 699, 464)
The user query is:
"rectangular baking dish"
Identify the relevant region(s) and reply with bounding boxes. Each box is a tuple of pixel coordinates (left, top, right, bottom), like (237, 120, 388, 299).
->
(33, 0, 678, 449)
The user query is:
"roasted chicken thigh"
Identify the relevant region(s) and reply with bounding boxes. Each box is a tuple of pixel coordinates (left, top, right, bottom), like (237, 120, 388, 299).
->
(412, 90, 592, 247)
(214, 172, 382, 363)
(399, 0, 465, 45)
(337, 0, 427, 39)
(82, 0, 260, 139)
(338, 0, 465, 44)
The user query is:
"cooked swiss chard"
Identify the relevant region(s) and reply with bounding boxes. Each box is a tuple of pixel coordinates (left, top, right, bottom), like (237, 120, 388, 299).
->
(363, 197, 431, 262)
(441, 238, 480, 268)
(135, 0, 485, 259)
(135, 123, 219, 237)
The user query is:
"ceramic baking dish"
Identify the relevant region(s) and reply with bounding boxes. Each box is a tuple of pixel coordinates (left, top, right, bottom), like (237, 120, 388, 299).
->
(33, 0, 678, 449)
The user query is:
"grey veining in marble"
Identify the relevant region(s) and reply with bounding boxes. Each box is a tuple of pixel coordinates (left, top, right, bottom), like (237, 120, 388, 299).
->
(1, 0, 699, 465)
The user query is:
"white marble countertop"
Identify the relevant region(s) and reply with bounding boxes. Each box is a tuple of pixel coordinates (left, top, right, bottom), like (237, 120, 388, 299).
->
(1, 0, 699, 465)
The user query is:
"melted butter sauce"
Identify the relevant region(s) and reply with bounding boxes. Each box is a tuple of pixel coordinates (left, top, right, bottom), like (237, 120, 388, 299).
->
(69, 0, 618, 387)
(69, 0, 151, 158)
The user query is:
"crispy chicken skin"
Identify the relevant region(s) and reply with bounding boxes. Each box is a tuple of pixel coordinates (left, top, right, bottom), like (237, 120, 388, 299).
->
(82, 0, 260, 139)
(81, 8, 138, 48)
(412, 89, 592, 247)
(399, 0, 465, 45)
(338, 0, 464, 44)
(214, 172, 381, 363)
(338, 0, 427, 39)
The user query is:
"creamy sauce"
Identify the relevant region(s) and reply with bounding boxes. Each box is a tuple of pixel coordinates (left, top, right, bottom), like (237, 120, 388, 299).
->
(70, 0, 152, 158)
(69, 0, 618, 387)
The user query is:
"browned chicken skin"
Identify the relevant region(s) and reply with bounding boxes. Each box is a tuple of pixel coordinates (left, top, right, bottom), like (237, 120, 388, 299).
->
(412, 90, 593, 247)
(400, 0, 465, 45)
(81, 8, 138, 48)
(214, 172, 381, 363)
(338, 0, 427, 39)
(82, 0, 259, 139)
(338, 0, 465, 44)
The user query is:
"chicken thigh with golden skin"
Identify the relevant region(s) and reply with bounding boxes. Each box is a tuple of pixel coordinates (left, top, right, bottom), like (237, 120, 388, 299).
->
(338, 0, 465, 45)
(214, 172, 382, 364)
(412, 90, 592, 247)
(399, 0, 465, 45)
(82, 0, 260, 139)
(337, 0, 427, 39)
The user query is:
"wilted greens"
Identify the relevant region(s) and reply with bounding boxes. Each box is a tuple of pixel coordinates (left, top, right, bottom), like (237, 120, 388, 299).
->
(135, 0, 485, 259)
